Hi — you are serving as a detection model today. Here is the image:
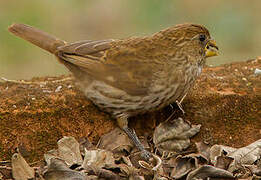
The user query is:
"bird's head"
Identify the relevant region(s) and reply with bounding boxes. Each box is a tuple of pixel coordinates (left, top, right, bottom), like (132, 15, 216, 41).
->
(160, 23, 219, 61)
(180, 23, 218, 58)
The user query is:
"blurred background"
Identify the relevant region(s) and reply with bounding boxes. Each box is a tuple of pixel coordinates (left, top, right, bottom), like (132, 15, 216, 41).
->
(1, 0, 261, 79)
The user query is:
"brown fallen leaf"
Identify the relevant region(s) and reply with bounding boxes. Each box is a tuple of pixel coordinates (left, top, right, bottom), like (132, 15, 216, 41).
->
(195, 141, 211, 162)
(43, 158, 87, 180)
(215, 151, 234, 170)
(170, 155, 197, 179)
(11, 153, 34, 180)
(57, 136, 83, 166)
(186, 165, 234, 180)
(97, 128, 133, 157)
(44, 149, 59, 167)
(228, 139, 261, 172)
(153, 118, 201, 153)
(81, 149, 116, 170)
(210, 139, 261, 173)
(79, 137, 95, 153)
(210, 144, 236, 165)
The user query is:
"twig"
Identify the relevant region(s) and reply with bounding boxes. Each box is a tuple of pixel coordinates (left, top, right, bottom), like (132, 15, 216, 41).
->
(29, 159, 42, 166)
(0, 166, 12, 170)
(1, 77, 72, 85)
(0, 160, 11, 165)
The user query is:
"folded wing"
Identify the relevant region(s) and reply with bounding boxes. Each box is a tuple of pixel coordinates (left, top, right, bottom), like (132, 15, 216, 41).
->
(56, 39, 163, 96)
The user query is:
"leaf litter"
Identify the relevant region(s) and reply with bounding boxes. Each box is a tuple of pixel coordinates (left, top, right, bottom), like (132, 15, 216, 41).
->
(1, 116, 260, 179)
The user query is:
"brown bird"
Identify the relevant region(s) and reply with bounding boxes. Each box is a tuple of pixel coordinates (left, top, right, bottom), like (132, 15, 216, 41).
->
(8, 23, 218, 159)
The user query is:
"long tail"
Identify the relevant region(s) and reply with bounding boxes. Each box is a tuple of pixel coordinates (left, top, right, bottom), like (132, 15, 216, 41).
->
(8, 23, 66, 54)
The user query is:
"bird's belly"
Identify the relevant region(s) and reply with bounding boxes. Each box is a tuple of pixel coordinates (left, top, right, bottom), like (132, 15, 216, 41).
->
(83, 65, 202, 117)
(83, 81, 146, 116)
(83, 80, 171, 117)
(148, 64, 202, 109)
(83, 82, 187, 117)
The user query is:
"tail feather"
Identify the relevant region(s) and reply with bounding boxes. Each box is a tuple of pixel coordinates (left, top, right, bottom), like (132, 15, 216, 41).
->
(8, 23, 66, 54)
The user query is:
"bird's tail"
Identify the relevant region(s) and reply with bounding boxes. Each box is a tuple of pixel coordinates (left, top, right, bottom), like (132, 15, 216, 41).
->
(8, 23, 66, 54)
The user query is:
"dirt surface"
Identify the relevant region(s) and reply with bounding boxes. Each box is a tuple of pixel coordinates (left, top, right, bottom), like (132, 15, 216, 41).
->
(0, 58, 260, 162)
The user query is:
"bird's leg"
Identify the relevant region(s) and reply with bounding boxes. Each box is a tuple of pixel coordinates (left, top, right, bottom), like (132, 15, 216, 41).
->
(179, 93, 187, 104)
(175, 93, 187, 114)
(175, 100, 185, 114)
(117, 115, 151, 160)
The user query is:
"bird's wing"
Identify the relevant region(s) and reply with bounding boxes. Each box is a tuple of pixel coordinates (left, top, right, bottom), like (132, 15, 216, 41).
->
(57, 39, 164, 96)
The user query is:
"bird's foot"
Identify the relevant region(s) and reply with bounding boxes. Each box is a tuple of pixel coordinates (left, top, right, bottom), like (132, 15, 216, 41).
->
(140, 149, 153, 161)
(138, 152, 162, 171)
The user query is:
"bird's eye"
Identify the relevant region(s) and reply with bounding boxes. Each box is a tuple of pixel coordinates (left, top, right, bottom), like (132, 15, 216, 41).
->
(199, 34, 206, 42)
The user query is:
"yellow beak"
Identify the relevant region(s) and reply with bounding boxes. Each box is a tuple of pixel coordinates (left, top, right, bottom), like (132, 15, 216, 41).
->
(205, 39, 219, 58)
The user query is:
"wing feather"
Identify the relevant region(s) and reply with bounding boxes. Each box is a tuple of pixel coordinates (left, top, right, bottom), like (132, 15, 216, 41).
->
(56, 38, 163, 96)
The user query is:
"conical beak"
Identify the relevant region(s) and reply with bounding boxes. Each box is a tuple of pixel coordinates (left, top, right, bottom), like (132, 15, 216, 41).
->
(205, 39, 219, 58)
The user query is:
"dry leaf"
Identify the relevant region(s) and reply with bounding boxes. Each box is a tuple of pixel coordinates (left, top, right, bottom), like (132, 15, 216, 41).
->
(228, 139, 261, 172)
(11, 153, 34, 180)
(171, 155, 197, 179)
(210, 139, 261, 173)
(215, 152, 234, 170)
(186, 165, 234, 180)
(82, 149, 115, 169)
(195, 142, 211, 162)
(44, 149, 59, 166)
(98, 128, 133, 156)
(57, 136, 83, 166)
(153, 118, 201, 152)
(210, 144, 236, 165)
(43, 158, 87, 180)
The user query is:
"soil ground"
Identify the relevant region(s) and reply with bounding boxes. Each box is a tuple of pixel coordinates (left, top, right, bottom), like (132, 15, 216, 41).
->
(0, 58, 260, 162)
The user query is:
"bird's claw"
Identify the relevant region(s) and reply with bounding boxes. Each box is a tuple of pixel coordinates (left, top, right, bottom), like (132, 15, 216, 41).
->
(141, 149, 153, 161)
(139, 153, 162, 171)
